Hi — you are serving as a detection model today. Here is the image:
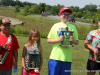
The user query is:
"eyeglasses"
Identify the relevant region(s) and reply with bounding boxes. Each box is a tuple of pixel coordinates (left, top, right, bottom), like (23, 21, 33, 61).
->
(1, 24, 10, 27)
(61, 14, 70, 16)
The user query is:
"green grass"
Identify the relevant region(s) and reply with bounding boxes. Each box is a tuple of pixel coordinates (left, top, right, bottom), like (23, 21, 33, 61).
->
(11, 36, 99, 75)
(76, 18, 92, 24)
(0, 6, 15, 12)
(25, 15, 60, 24)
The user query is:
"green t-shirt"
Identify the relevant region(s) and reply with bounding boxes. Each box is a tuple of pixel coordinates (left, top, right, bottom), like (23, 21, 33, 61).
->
(47, 22, 78, 62)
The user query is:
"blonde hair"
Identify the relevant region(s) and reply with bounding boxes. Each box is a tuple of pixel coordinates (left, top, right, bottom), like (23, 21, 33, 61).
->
(27, 29, 40, 46)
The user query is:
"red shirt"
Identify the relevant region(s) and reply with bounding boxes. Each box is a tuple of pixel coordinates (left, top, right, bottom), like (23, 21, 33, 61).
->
(0, 32, 20, 69)
(92, 22, 95, 24)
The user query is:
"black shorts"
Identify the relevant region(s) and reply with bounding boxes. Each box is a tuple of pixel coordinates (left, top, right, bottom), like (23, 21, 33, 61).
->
(87, 59, 100, 71)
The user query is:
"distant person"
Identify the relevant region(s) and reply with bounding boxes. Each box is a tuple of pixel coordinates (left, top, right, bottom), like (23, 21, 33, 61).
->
(92, 19, 95, 24)
(21, 29, 43, 75)
(47, 7, 79, 75)
(0, 18, 20, 75)
(84, 19, 100, 75)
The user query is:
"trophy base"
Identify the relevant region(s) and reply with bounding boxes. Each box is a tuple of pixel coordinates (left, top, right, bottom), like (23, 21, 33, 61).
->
(27, 67, 39, 69)
(59, 45, 74, 47)
(27, 54, 40, 70)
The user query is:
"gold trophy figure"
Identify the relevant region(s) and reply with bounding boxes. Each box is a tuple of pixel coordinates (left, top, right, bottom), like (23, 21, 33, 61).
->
(60, 22, 74, 47)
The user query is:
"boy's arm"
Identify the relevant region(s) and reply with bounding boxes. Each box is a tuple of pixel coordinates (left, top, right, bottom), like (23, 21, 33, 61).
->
(13, 50, 18, 69)
(47, 36, 64, 43)
(73, 40, 79, 45)
(39, 46, 43, 71)
(69, 36, 79, 45)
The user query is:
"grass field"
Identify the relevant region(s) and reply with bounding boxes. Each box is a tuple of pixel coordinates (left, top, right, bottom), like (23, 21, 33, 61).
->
(11, 36, 99, 75)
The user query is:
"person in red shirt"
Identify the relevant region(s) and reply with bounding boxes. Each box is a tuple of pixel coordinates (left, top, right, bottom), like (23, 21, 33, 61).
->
(92, 19, 95, 24)
(0, 18, 20, 75)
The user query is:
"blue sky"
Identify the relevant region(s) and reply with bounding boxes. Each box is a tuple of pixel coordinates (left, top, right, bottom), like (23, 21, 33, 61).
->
(19, 0, 100, 8)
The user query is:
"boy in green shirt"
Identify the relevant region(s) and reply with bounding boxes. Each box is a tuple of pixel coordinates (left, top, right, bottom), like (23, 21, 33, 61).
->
(47, 7, 79, 75)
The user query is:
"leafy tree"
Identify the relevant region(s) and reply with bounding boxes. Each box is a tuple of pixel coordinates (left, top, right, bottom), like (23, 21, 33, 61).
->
(83, 3, 97, 12)
(29, 7, 34, 14)
(15, 0, 23, 7)
(79, 8, 84, 13)
(74, 6, 79, 12)
(72, 12, 77, 17)
(83, 10, 91, 19)
(30, 5, 39, 14)
(19, 8, 27, 16)
(15, 5, 20, 12)
(76, 12, 82, 18)
(56, 4, 62, 15)
(45, 5, 51, 12)
(38, 3, 46, 14)
(0, 0, 12, 5)
(69, 6, 74, 11)
(24, 5, 30, 13)
(50, 5, 59, 15)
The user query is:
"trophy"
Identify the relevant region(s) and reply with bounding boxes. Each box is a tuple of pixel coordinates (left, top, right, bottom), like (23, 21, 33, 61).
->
(95, 41, 100, 63)
(0, 35, 11, 64)
(59, 22, 74, 47)
(27, 41, 40, 69)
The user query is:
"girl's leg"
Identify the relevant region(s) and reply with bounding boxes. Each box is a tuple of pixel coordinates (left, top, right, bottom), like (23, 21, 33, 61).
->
(21, 67, 30, 75)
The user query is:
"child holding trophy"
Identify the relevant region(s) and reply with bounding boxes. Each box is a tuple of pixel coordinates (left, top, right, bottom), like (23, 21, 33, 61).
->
(47, 7, 79, 75)
(84, 19, 100, 75)
(0, 18, 20, 75)
(21, 29, 43, 75)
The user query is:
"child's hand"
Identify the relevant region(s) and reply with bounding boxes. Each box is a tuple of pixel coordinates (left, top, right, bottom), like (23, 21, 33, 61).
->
(39, 66, 42, 71)
(94, 49, 98, 56)
(23, 66, 29, 70)
(58, 36, 64, 41)
(69, 36, 74, 42)
(13, 62, 17, 69)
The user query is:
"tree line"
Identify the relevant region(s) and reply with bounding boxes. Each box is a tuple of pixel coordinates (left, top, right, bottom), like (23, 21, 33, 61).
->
(0, 0, 100, 20)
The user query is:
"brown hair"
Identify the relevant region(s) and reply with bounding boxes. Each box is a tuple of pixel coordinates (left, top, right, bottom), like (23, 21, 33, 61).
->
(27, 29, 40, 46)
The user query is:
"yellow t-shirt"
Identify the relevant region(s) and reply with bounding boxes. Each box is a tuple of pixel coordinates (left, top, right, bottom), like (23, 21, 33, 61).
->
(47, 22, 78, 62)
